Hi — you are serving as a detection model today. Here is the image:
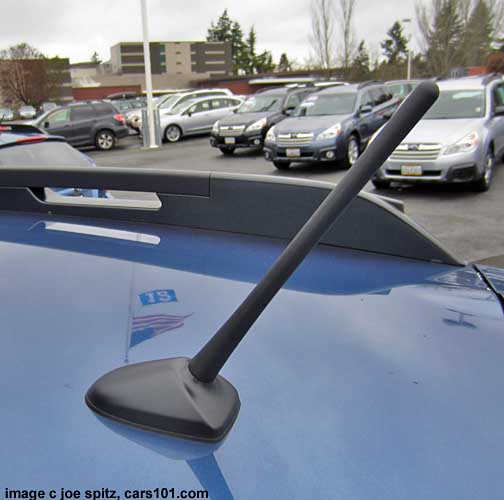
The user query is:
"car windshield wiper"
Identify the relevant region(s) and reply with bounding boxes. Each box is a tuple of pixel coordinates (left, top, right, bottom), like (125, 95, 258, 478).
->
(86, 81, 440, 443)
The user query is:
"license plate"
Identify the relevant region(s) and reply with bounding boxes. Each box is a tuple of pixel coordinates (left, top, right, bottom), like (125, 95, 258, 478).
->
(286, 148, 301, 158)
(225, 137, 236, 144)
(401, 165, 423, 176)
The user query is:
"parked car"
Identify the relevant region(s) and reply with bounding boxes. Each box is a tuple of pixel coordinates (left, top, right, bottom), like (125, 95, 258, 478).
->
(0, 107, 14, 121)
(2, 82, 504, 500)
(33, 101, 129, 150)
(0, 123, 108, 198)
(372, 74, 504, 191)
(264, 82, 400, 169)
(131, 89, 234, 133)
(40, 102, 58, 114)
(386, 79, 420, 101)
(18, 105, 37, 119)
(210, 86, 318, 155)
(155, 95, 243, 142)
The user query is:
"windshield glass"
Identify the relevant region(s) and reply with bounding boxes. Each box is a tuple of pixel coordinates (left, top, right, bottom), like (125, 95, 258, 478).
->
(423, 90, 485, 119)
(0, 141, 89, 166)
(168, 99, 198, 115)
(295, 93, 356, 116)
(158, 94, 181, 109)
(237, 95, 283, 113)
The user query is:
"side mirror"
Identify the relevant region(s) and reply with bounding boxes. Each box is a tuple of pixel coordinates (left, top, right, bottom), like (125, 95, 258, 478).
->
(359, 104, 373, 115)
(43, 121, 50, 128)
(494, 105, 504, 116)
(283, 107, 295, 116)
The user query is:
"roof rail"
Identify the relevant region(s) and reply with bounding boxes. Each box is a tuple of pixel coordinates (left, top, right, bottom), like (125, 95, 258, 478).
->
(357, 80, 383, 89)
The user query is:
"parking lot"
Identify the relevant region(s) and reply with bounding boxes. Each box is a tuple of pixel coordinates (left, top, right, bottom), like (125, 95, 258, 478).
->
(87, 134, 504, 263)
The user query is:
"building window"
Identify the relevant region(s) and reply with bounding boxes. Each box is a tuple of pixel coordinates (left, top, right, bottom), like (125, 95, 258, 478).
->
(176, 51, 181, 55)
(205, 61, 226, 65)
(204, 51, 225, 55)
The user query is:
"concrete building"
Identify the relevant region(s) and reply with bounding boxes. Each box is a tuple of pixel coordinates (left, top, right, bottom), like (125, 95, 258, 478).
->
(110, 41, 232, 77)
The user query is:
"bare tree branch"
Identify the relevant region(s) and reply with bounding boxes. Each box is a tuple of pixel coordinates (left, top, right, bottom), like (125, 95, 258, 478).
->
(337, 0, 357, 69)
(309, 0, 335, 69)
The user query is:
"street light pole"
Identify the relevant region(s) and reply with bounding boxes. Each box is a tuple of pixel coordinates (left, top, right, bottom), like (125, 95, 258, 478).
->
(140, 0, 157, 149)
(402, 18, 412, 80)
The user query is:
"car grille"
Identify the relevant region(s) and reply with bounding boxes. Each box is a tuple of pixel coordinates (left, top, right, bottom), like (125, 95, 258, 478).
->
(219, 125, 246, 136)
(390, 143, 442, 161)
(277, 133, 314, 147)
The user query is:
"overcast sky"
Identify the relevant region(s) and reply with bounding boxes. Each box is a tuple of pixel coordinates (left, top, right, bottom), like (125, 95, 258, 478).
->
(0, 0, 421, 65)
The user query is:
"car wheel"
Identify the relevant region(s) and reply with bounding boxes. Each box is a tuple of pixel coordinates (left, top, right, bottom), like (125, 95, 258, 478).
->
(371, 179, 391, 189)
(219, 146, 235, 155)
(273, 161, 290, 170)
(164, 125, 182, 143)
(95, 130, 116, 151)
(473, 148, 494, 192)
(343, 135, 360, 168)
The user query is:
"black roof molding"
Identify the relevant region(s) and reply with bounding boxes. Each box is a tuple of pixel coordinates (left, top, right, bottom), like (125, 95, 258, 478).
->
(0, 166, 461, 266)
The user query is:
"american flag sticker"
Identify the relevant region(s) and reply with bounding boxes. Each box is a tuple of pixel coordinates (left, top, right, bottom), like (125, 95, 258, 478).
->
(129, 313, 193, 348)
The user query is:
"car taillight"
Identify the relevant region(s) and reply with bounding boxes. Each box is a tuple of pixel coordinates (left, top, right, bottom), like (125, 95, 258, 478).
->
(114, 114, 125, 125)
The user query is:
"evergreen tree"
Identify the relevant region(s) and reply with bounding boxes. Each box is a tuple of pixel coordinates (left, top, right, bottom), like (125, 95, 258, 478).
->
(462, 0, 493, 66)
(277, 53, 293, 72)
(381, 21, 408, 64)
(90, 51, 101, 64)
(350, 40, 370, 79)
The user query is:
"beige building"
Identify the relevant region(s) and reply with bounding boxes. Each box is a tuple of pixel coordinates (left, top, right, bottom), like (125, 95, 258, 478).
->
(110, 41, 232, 77)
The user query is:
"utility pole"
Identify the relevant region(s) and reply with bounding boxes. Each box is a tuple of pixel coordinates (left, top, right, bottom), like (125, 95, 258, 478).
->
(402, 18, 412, 80)
(140, 0, 157, 148)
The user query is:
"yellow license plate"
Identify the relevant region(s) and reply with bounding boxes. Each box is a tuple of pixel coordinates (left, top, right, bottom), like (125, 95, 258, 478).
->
(286, 148, 301, 157)
(401, 165, 422, 176)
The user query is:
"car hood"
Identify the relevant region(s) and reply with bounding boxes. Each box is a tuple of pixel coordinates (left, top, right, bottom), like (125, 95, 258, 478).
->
(218, 111, 279, 127)
(274, 115, 350, 134)
(2, 212, 504, 499)
(401, 118, 486, 145)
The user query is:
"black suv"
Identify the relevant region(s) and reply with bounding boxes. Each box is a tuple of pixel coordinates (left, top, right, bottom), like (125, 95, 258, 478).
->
(210, 86, 318, 155)
(33, 101, 130, 150)
(264, 82, 400, 169)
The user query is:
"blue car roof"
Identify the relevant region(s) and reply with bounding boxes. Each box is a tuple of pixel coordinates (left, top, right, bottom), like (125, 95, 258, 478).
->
(1, 210, 503, 499)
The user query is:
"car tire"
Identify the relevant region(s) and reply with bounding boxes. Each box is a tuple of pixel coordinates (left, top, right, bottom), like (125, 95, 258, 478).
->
(95, 130, 116, 151)
(273, 161, 290, 170)
(472, 148, 494, 192)
(164, 125, 182, 143)
(371, 179, 391, 189)
(342, 134, 360, 169)
(219, 146, 235, 155)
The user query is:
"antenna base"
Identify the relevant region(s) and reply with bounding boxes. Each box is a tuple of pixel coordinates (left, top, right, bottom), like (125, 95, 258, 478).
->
(86, 357, 240, 442)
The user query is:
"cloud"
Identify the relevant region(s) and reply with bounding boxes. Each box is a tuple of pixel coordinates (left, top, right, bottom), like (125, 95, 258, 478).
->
(0, 0, 420, 64)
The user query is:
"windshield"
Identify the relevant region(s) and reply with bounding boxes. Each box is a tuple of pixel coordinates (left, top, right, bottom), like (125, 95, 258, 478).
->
(0, 141, 89, 166)
(423, 90, 485, 119)
(158, 94, 181, 110)
(295, 94, 356, 116)
(167, 99, 198, 115)
(237, 95, 283, 113)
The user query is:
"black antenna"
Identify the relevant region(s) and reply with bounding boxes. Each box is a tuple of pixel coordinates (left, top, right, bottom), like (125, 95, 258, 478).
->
(86, 81, 439, 442)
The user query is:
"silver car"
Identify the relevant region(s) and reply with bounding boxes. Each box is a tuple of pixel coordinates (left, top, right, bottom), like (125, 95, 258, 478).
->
(373, 75, 504, 191)
(0, 107, 14, 121)
(157, 96, 243, 142)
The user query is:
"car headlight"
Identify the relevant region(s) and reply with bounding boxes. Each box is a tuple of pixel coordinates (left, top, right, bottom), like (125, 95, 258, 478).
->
(443, 131, 480, 155)
(316, 123, 342, 141)
(212, 121, 220, 134)
(246, 117, 267, 132)
(265, 126, 276, 143)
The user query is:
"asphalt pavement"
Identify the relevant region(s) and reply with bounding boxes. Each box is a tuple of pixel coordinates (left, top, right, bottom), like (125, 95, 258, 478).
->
(87, 135, 504, 263)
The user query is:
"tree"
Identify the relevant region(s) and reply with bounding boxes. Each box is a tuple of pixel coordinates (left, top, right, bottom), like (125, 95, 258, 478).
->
(207, 10, 246, 74)
(461, 0, 493, 66)
(242, 27, 275, 74)
(487, 50, 504, 71)
(277, 53, 293, 72)
(90, 51, 102, 64)
(0, 43, 66, 107)
(338, 0, 357, 69)
(381, 21, 408, 64)
(417, 0, 464, 75)
(309, 0, 335, 69)
(349, 40, 370, 79)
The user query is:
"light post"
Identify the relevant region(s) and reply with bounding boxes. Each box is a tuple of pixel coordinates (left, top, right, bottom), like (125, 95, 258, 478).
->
(402, 18, 412, 80)
(140, 0, 157, 149)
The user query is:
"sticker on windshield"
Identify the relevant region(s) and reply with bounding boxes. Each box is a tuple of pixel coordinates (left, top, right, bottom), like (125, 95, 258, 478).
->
(305, 95, 319, 102)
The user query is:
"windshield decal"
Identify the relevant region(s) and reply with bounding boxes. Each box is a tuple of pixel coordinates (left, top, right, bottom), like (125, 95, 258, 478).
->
(130, 313, 193, 348)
